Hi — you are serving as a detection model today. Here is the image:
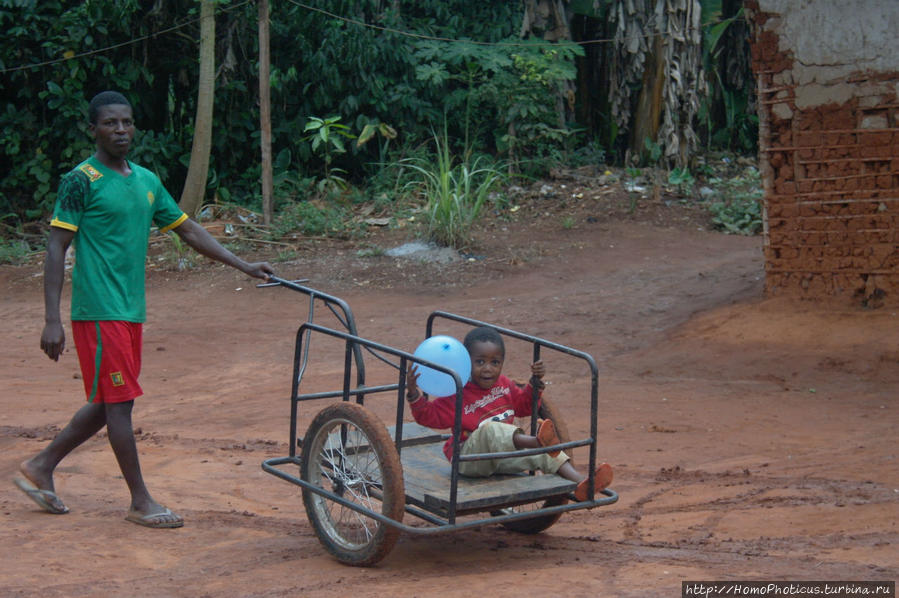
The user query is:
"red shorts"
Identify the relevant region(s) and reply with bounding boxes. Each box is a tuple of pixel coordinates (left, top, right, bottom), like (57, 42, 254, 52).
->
(72, 321, 143, 403)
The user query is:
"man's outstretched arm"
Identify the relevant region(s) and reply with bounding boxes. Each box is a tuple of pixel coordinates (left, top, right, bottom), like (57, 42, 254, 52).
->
(172, 218, 274, 280)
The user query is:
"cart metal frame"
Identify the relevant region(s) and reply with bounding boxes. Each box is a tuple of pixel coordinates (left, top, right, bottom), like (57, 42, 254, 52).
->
(260, 277, 617, 559)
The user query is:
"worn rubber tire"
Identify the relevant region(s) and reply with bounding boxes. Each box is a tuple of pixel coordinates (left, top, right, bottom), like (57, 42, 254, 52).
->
(301, 402, 405, 566)
(496, 395, 571, 534)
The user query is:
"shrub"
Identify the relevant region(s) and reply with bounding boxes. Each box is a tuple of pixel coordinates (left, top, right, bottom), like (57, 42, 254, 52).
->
(399, 128, 506, 248)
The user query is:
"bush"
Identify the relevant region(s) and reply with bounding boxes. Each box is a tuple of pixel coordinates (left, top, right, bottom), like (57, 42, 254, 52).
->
(706, 166, 763, 235)
(709, 196, 762, 235)
(399, 128, 506, 248)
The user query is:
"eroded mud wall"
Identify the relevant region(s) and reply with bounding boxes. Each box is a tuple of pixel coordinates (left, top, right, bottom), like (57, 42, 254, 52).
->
(748, 1, 899, 306)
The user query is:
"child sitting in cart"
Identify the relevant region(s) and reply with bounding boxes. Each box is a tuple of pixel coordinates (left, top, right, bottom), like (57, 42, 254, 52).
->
(406, 326, 612, 501)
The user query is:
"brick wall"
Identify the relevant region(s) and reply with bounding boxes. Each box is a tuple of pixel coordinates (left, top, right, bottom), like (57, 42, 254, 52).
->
(750, 3, 899, 307)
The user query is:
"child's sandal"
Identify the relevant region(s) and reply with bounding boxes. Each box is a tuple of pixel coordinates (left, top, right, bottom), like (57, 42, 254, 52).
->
(574, 463, 614, 501)
(536, 418, 561, 458)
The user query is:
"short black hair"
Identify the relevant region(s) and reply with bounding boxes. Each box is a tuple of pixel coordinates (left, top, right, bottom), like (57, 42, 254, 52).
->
(88, 91, 131, 124)
(463, 326, 505, 356)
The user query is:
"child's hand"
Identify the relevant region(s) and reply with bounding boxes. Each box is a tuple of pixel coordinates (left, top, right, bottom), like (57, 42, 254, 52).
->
(406, 364, 422, 402)
(530, 360, 546, 390)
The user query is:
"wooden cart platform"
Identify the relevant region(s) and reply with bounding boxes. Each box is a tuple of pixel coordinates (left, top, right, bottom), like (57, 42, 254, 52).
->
(391, 422, 575, 515)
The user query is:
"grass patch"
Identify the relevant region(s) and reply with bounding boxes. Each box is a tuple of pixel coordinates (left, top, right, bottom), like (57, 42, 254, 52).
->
(270, 200, 357, 239)
(399, 128, 506, 249)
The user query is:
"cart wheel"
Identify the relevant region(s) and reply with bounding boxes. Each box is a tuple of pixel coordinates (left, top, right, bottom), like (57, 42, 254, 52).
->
(496, 396, 571, 534)
(301, 402, 405, 566)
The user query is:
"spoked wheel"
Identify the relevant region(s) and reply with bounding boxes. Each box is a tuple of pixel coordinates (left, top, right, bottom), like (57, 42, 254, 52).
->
(494, 395, 571, 534)
(300, 402, 405, 566)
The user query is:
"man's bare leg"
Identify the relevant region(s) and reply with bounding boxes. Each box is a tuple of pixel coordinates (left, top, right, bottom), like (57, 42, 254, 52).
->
(20, 401, 107, 494)
(105, 401, 182, 527)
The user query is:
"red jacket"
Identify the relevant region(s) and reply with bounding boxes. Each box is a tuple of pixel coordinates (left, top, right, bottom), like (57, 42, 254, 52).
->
(409, 374, 541, 460)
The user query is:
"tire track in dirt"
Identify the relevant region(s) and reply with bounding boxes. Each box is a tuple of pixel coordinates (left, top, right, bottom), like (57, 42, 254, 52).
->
(564, 464, 897, 587)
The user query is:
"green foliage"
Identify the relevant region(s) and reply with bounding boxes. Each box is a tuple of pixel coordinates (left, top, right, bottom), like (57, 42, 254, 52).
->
(711, 86, 758, 152)
(643, 137, 663, 165)
(3, 1, 541, 223)
(304, 116, 354, 161)
(414, 36, 583, 177)
(699, 6, 758, 153)
(567, 139, 607, 169)
(1, 0, 758, 239)
(668, 167, 695, 195)
(129, 129, 186, 184)
(400, 128, 506, 248)
(0, 237, 33, 265)
(356, 120, 398, 166)
(709, 196, 761, 235)
(269, 148, 315, 205)
(270, 200, 354, 239)
(0, 0, 191, 223)
(706, 167, 763, 235)
(303, 115, 357, 192)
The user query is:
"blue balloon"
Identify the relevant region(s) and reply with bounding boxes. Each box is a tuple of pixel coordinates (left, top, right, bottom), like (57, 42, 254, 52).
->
(412, 335, 471, 397)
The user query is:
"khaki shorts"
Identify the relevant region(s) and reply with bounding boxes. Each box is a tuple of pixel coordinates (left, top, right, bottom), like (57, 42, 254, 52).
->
(458, 421, 568, 477)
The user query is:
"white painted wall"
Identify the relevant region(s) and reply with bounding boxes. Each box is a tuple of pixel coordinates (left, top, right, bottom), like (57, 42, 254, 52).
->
(759, 0, 899, 108)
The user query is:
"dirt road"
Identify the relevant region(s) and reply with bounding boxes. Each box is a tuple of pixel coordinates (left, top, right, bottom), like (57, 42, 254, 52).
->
(1, 202, 896, 597)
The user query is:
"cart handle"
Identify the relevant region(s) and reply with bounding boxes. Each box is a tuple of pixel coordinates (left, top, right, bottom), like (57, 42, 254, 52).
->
(255, 275, 310, 288)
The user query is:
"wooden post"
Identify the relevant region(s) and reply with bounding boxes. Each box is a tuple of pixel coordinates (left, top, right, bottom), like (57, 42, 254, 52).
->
(258, 0, 273, 226)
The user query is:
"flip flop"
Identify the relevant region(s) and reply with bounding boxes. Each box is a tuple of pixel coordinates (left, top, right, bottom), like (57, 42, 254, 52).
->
(125, 507, 184, 529)
(13, 477, 69, 514)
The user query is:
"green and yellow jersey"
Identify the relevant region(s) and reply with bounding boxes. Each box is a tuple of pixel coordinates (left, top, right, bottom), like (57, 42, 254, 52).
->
(51, 156, 187, 322)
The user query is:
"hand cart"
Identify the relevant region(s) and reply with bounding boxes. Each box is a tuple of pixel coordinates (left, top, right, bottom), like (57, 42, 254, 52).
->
(259, 277, 618, 566)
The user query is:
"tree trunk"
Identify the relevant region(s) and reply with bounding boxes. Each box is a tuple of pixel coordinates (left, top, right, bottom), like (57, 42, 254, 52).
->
(610, 0, 705, 168)
(629, 34, 666, 159)
(179, 0, 215, 217)
(520, 0, 571, 41)
(258, 0, 273, 226)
